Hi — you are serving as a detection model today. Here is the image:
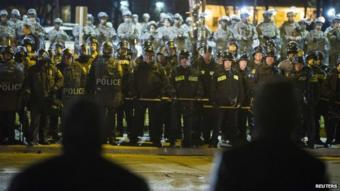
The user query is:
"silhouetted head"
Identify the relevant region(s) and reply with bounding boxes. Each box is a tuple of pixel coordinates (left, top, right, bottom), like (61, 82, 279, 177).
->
(253, 78, 299, 142)
(62, 97, 105, 157)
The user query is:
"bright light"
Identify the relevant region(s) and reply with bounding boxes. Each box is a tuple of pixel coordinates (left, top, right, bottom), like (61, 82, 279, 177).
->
(120, 0, 129, 7)
(156, 1, 165, 10)
(327, 8, 336, 17)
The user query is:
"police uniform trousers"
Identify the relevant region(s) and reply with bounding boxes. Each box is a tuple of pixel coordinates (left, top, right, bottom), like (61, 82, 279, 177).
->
(116, 101, 133, 136)
(0, 111, 16, 143)
(315, 100, 329, 142)
(326, 104, 340, 144)
(29, 99, 50, 143)
(211, 108, 239, 146)
(132, 101, 161, 145)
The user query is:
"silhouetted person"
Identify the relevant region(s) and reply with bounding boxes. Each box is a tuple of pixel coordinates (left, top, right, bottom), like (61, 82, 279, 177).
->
(8, 97, 149, 191)
(209, 78, 329, 191)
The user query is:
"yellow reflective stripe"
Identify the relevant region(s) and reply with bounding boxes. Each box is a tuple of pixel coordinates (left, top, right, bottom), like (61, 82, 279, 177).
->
(233, 75, 239, 80)
(217, 75, 227, 82)
(175, 75, 185, 81)
(188, 76, 198, 81)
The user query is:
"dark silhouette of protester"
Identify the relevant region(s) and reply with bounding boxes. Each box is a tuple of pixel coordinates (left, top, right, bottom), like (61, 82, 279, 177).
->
(8, 97, 149, 191)
(209, 78, 329, 191)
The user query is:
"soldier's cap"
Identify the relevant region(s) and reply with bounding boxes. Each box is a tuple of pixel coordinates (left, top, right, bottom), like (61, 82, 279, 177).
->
(186, 17, 193, 23)
(240, 11, 250, 18)
(147, 20, 157, 28)
(143, 13, 150, 18)
(62, 48, 73, 57)
(54, 18, 63, 25)
(238, 54, 248, 62)
(14, 46, 27, 57)
(315, 16, 325, 24)
(87, 14, 94, 20)
(87, 36, 99, 45)
(287, 41, 298, 53)
(166, 40, 176, 49)
(230, 15, 241, 21)
(122, 10, 132, 17)
(119, 40, 130, 49)
(223, 51, 235, 61)
(292, 56, 304, 65)
(144, 40, 154, 52)
(263, 9, 276, 17)
(27, 8, 37, 16)
(264, 49, 276, 57)
(54, 42, 65, 49)
(219, 16, 230, 23)
(174, 13, 183, 21)
(97, 12, 108, 19)
(11, 9, 20, 17)
(1, 46, 14, 55)
(179, 49, 190, 58)
(305, 52, 316, 61)
(0, 9, 8, 16)
(286, 7, 297, 16)
(132, 14, 138, 18)
(163, 14, 173, 22)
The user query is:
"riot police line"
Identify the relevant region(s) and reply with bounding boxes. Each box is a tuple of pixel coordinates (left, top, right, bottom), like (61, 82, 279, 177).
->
(1, 7, 340, 148)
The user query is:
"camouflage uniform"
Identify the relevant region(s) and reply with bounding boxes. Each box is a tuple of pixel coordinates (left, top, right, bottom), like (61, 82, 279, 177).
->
(305, 18, 329, 59)
(256, 10, 280, 50)
(234, 14, 258, 56)
(0, 10, 15, 46)
(48, 18, 69, 48)
(214, 16, 234, 52)
(72, 14, 98, 52)
(280, 12, 302, 59)
(327, 16, 340, 69)
(96, 12, 116, 45)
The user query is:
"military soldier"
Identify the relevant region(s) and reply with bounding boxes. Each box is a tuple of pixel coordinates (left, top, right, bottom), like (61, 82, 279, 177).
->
(256, 9, 280, 50)
(280, 8, 302, 59)
(278, 41, 299, 77)
(297, 19, 310, 50)
(140, 21, 158, 48)
(229, 15, 241, 36)
(213, 16, 234, 52)
(234, 11, 258, 56)
(96, 12, 116, 45)
(169, 49, 203, 147)
(166, 40, 178, 67)
(23, 49, 63, 145)
(132, 14, 143, 35)
(327, 15, 340, 69)
(306, 17, 329, 57)
(26, 8, 46, 49)
(196, 14, 212, 47)
(48, 18, 69, 48)
(210, 52, 244, 147)
(173, 13, 190, 51)
(0, 46, 25, 144)
(86, 41, 123, 145)
(9, 9, 23, 40)
(117, 11, 139, 58)
(157, 14, 177, 45)
(130, 40, 169, 147)
(323, 58, 340, 147)
(288, 56, 315, 147)
(21, 23, 40, 51)
(140, 13, 150, 34)
(72, 14, 98, 52)
(0, 10, 15, 46)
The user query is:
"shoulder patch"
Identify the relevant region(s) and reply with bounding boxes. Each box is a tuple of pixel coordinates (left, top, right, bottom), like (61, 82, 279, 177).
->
(201, 70, 205, 74)
(233, 75, 239, 80)
(217, 75, 227, 82)
(209, 71, 215, 76)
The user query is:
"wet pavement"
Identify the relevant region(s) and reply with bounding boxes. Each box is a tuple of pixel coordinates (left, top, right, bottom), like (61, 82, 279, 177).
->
(0, 145, 339, 191)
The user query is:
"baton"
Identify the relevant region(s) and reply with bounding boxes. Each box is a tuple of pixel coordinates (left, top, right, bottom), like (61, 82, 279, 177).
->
(203, 105, 251, 110)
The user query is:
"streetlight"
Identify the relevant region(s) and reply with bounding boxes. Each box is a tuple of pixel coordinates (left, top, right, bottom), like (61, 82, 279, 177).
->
(156, 1, 165, 10)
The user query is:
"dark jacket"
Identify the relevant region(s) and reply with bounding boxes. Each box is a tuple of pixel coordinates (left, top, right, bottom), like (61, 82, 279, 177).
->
(210, 140, 329, 191)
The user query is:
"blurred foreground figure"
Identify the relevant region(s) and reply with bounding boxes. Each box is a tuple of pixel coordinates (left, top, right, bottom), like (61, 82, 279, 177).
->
(9, 97, 149, 191)
(210, 79, 329, 191)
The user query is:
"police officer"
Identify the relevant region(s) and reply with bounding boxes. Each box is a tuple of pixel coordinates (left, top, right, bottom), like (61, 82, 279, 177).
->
(305, 17, 329, 59)
(21, 36, 37, 66)
(327, 15, 340, 69)
(173, 13, 190, 51)
(87, 37, 99, 61)
(234, 11, 258, 56)
(166, 40, 178, 67)
(255, 49, 280, 85)
(278, 41, 299, 77)
(51, 42, 65, 65)
(210, 52, 244, 147)
(194, 45, 216, 144)
(0, 46, 25, 144)
(23, 49, 63, 145)
(280, 8, 302, 59)
(288, 56, 315, 147)
(48, 18, 69, 49)
(213, 16, 234, 52)
(323, 58, 340, 147)
(57, 48, 86, 104)
(130, 40, 169, 147)
(0, 10, 15, 46)
(21, 23, 40, 52)
(169, 49, 203, 147)
(117, 11, 139, 58)
(96, 12, 116, 45)
(256, 9, 280, 50)
(86, 41, 122, 145)
(75, 44, 95, 74)
(236, 54, 253, 144)
(115, 40, 134, 138)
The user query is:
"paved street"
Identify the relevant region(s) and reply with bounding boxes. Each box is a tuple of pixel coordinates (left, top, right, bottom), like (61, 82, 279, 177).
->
(0, 145, 339, 191)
